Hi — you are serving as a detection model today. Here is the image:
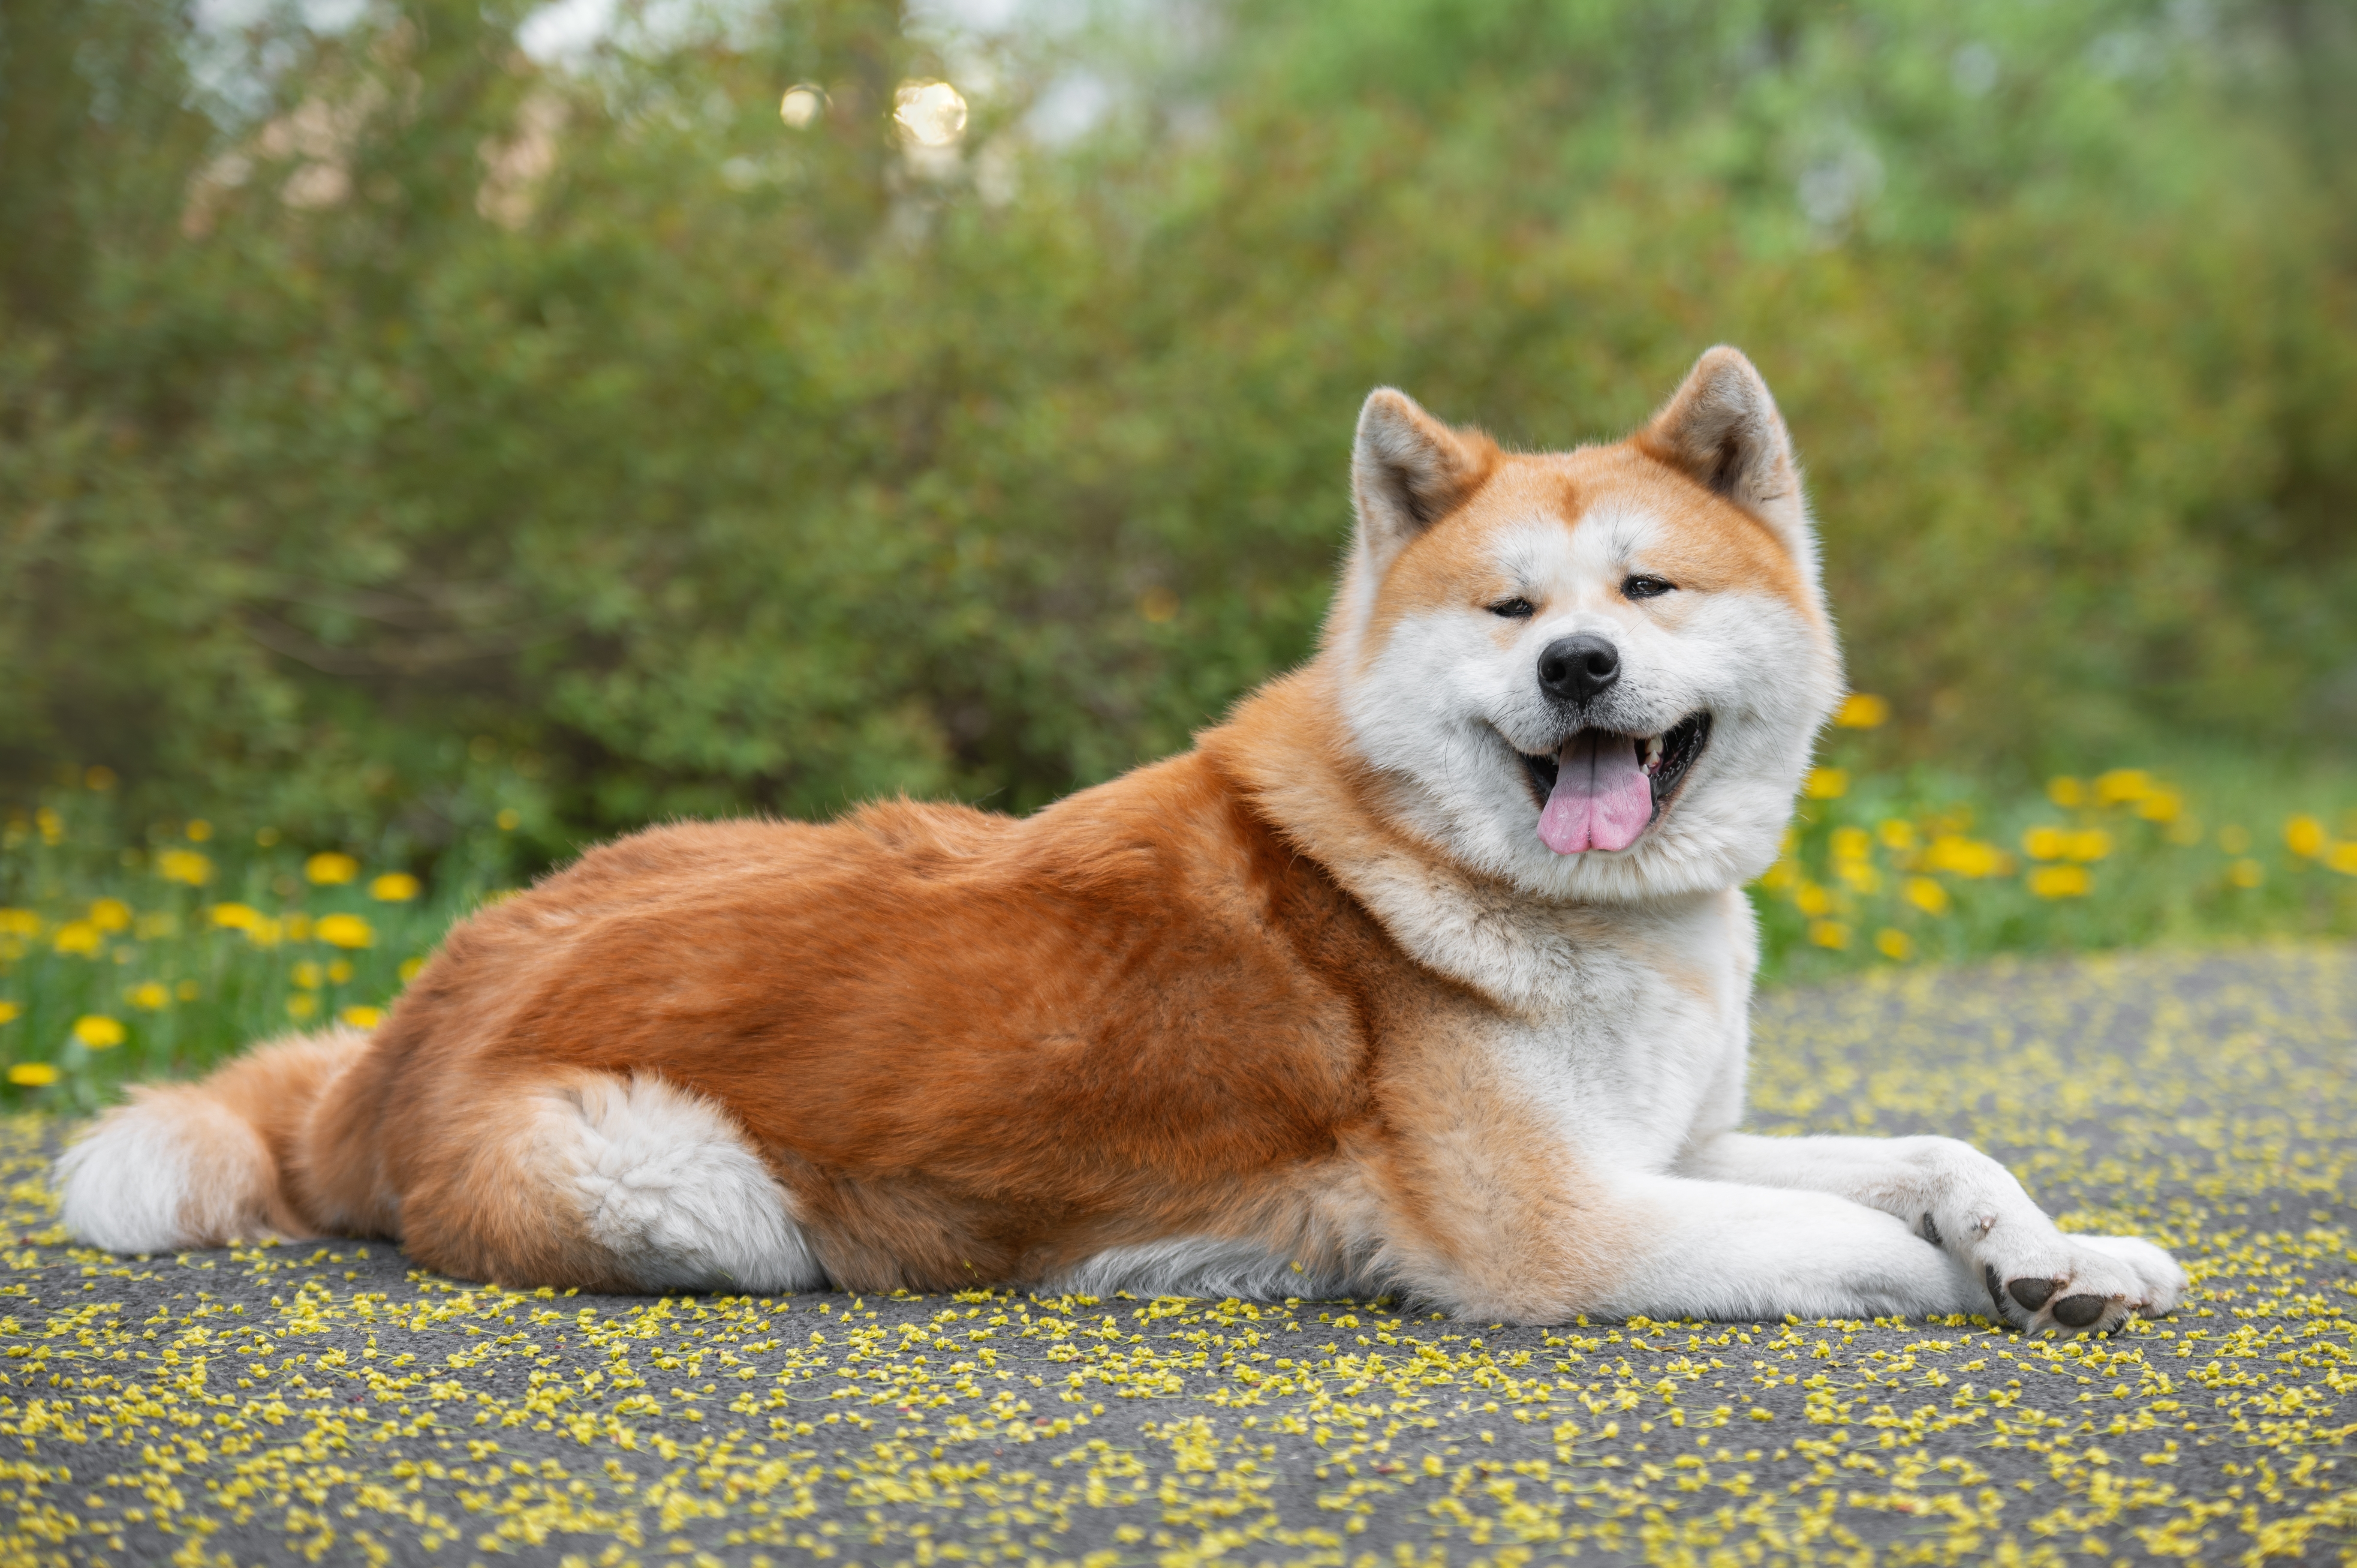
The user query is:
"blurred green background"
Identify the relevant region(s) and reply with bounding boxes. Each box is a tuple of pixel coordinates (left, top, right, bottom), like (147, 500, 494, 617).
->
(4, 0, 2355, 866)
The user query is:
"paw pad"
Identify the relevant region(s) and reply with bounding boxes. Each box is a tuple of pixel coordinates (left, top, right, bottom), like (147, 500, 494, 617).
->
(2052, 1293, 2107, 1329)
(2006, 1277, 2056, 1311)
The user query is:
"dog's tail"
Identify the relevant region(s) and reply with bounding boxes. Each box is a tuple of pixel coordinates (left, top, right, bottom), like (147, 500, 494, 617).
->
(55, 1026, 386, 1253)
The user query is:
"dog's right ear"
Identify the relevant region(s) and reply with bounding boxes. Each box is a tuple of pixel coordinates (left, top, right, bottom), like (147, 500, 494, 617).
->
(1351, 389, 1496, 574)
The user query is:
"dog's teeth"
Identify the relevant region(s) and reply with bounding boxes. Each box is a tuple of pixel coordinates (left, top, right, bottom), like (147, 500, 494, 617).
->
(1644, 734, 1663, 772)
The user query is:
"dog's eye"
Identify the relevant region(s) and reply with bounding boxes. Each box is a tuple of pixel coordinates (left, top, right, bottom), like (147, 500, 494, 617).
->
(1487, 598, 1536, 619)
(1622, 575, 1676, 601)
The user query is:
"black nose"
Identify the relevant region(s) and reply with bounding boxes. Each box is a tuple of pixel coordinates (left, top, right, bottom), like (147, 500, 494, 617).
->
(1538, 634, 1620, 704)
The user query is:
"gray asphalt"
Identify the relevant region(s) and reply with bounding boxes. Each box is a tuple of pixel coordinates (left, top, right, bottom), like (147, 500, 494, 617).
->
(0, 943, 2349, 1565)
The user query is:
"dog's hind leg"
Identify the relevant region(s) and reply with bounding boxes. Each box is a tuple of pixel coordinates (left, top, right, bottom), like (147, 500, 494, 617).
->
(398, 1069, 829, 1295)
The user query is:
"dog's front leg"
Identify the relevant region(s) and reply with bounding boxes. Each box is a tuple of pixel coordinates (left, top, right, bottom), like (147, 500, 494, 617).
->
(1577, 1173, 1971, 1324)
(1674, 1132, 2185, 1333)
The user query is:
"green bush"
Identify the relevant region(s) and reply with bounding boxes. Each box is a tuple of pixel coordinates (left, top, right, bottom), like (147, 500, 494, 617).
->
(3, 0, 2352, 875)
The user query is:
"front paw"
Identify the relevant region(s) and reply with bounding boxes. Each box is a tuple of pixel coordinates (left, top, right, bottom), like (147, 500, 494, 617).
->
(1971, 1230, 2186, 1335)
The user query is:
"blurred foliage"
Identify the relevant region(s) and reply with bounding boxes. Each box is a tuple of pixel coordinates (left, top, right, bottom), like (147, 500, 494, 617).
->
(3, 0, 2355, 873)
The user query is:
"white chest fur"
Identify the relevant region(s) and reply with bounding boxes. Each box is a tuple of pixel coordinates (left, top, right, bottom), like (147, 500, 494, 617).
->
(1352, 855, 1758, 1170)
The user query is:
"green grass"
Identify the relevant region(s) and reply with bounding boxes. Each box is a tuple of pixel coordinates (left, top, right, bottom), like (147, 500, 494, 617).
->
(4, 741, 2354, 1109)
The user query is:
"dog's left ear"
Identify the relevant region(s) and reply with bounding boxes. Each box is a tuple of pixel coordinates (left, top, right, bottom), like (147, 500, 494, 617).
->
(1635, 347, 1814, 569)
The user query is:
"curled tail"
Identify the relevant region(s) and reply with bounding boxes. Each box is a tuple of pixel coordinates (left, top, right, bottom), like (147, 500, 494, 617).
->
(56, 1027, 386, 1253)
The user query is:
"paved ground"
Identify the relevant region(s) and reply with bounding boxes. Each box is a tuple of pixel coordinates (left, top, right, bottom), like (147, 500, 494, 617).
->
(0, 944, 2349, 1567)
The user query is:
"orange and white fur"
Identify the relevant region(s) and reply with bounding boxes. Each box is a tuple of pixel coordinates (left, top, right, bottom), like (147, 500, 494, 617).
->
(58, 349, 2184, 1333)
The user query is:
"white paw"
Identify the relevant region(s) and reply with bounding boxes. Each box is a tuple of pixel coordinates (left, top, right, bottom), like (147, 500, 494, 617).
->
(1970, 1226, 2186, 1334)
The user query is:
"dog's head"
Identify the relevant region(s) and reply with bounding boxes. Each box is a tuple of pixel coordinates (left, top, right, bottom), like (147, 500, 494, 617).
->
(1325, 347, 1841, 903)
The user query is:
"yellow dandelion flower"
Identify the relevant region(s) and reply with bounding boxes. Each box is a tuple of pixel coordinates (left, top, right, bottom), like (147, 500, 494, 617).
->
(1874, 928, 1911, 961)
(306, 851, 360, 885)
(286, 993, 318, 1021)
(0, 1002, 18, 1025)
(35, 808, 62, 844)
(2284, 816, 2326, 858)
(370, 872, 421, 902)
(2134, 788, 2183, 823)
(7, 1063, 58, 1087)
(52, 921, 103, 957)
(157, 848, 214, 885)
(283, 912, 312, 942)
(1876, 818, 1917, 852)
(128, 982, 169, 1011)
(73, 1015, 126, 1049)
(1830, 827, 1872, 862)
(2063, 829, 2113, 862)
(2227, 859, 2264, 889)
(1807, 919, 1851, 950)
(2328, 842, 2357, 877)
(0, 910, 38, 938)
(397, 957, 426, 983)
(496, 808, 521, 831)
(2046, 776, 2085, 808)
(1923, 836, 2007, 878)
(186, 819, 213, 841)
(2094, 769, 2152, 806)
(1803, 767, 1848, 800)
(327, 959, 352, 983)
(2022, 826, 2068, 861)
(1904, 877, 1950, 916)
(210, 902, 262, 931)
(1794, 881, 1834, 917)
(1758, 858, 1799, 892)
(316, 913, 374, 949)
(89, 898, 133, 932)
(291, 962, 323, 990)
(175, 979, 200, 1001)
(340, 1005, 384, 1029)
(1832, 693, 1889, 728)
(1837, 860, 1880, 894)
(2029, 865, 2091, 898)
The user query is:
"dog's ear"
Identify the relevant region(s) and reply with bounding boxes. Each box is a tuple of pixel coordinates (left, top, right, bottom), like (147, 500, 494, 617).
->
(1635, 347, 1813, 566)
(1351, 389, 1496, 572)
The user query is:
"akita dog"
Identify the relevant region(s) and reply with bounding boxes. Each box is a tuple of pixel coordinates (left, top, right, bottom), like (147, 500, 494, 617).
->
(58, 348, 2183, 1332)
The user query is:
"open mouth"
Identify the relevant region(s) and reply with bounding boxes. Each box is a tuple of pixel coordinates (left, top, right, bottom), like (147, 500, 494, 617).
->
(1516, 712, 1712, 853)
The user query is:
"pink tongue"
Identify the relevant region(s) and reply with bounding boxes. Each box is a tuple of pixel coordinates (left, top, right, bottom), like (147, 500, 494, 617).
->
(1536, 733, 1653, 854)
